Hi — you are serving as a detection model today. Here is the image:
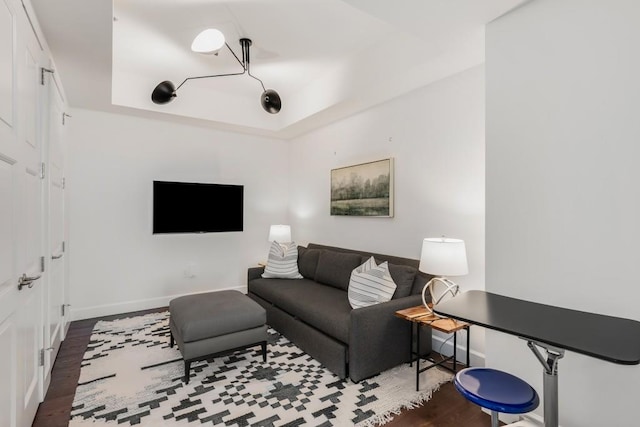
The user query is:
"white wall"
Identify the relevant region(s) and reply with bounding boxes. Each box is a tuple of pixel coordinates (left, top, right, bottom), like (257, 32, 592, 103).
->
(289, 66, 486, 360)
(66, 109, 290, 320)
(486, 0, 640, 425)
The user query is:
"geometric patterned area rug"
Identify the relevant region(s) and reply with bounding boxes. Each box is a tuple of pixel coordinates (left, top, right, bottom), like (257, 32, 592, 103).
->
(69, 311, 452, 426)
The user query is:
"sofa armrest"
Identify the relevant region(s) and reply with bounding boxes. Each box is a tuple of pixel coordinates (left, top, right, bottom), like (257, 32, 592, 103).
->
(349, 294, 432, 382)
(247, 266, 265, 282)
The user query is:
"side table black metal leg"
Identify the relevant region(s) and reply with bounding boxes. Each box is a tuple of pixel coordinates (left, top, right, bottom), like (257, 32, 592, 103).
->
(409, 322, 414, 367)
(416, 323, 421, 391)
(466, 326, 470, 367)
(453, 330, 458, 372)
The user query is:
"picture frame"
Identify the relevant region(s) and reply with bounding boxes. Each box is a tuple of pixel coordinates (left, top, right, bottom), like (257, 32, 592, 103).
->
(330, 158, 394, 217)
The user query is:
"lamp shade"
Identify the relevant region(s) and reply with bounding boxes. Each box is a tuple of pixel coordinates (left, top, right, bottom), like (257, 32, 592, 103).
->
(191, 28, 226, 54)
(268, 225, 291, 243)
(419, 237, 468, 276)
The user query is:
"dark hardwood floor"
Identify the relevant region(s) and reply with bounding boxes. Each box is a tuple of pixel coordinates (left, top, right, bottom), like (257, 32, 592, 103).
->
(32, 308, 495, 427)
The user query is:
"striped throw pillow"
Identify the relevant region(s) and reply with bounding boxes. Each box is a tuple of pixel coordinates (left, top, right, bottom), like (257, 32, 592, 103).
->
(262, 241, 303, 279)
(348, 257, 397, 309)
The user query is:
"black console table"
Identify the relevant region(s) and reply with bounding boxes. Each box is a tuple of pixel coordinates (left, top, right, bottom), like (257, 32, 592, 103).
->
(434, 290, 640, 427)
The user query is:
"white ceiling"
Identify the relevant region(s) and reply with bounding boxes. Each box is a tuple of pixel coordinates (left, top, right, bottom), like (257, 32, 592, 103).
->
(30, 0, 527, 139)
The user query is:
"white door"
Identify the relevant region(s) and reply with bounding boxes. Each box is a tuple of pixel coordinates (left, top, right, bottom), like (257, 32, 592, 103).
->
(0, 1, 48, 426)
(16, 13, 46, 427)
(43, 74, 66, 387)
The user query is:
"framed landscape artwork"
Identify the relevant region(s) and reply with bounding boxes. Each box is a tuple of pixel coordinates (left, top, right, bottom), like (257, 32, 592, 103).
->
(330, 158, 394, 217)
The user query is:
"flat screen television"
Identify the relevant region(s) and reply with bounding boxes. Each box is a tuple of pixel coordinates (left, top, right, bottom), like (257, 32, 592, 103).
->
(153, 180, 243, 234)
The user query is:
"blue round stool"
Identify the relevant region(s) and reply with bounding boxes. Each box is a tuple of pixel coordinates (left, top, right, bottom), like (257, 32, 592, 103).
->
(454, 367, 539, 427)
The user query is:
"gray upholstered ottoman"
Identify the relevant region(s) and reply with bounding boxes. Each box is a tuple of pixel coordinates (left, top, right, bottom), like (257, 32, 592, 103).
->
(169, 290, 268, 383)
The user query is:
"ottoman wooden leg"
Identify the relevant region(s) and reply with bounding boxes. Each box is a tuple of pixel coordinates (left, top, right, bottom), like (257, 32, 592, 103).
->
(261, 341, 267, 362)
(184, 360, 191, 384)
(169, 331, 174, 348)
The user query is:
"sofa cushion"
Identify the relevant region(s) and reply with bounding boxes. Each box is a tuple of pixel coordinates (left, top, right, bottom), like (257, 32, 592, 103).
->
(387, 263, 417, 298)
(262, 241, 303, 279)
(249, 278, 351, 343)
(297, 246, 321, 280)
(315, 250, 363, 291)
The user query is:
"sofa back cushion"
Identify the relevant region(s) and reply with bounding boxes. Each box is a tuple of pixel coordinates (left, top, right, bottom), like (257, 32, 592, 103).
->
(386, 263, 417, 298)
(297, 246, 321, 279)
(308, 243, 432, 296)
(315, 249, 363, 291)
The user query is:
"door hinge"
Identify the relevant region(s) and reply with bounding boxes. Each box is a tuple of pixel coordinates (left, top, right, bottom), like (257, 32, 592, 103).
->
(61, 304, 65, 316)
(62, 241, 66, 252)
(39, 347, 53, 366)
(40, 162, 45, 179)
(62, 177, 66, 189)
(40, 256, 45, 272)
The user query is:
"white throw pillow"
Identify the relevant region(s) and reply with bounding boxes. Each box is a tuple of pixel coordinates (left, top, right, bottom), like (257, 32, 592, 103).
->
(348, 257, 397, 309)
(262, 241, 303, 279)
(357, 256, 377, 274)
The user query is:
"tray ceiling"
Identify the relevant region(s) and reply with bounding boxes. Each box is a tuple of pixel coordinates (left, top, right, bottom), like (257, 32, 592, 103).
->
(31, 0, 527, 138)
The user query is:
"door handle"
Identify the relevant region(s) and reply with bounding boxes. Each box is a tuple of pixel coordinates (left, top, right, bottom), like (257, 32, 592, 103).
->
(18, 273, 42, 291)
(51, 252, 63, 260)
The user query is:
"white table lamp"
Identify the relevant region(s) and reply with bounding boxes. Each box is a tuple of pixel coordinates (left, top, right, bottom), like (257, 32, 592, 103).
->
(268, 225, 291, 243)
(419, 237, 468, 313)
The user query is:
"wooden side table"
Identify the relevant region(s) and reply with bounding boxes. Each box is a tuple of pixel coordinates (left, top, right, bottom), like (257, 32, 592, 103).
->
(395, 305, 470, 391)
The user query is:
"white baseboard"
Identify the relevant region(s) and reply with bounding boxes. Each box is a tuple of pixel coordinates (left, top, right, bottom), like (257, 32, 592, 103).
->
(431, 332, 485, 367)
(70, 285, 247, 321)
(481, 411, 546, 427)
(518, 413, 547, 426)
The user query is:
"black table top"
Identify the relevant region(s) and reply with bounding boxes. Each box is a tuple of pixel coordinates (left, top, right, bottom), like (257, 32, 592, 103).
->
(433, 290, 640, 365)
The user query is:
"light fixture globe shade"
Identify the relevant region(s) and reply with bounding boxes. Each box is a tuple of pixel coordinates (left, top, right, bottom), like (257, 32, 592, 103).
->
(191, 28, 226, 54)
(261, 89, 281, 114)
(151, 81, 176, 104)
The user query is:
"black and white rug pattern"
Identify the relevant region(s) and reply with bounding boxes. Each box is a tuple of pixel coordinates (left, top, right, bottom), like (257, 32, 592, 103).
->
(69, 312, 451, 426)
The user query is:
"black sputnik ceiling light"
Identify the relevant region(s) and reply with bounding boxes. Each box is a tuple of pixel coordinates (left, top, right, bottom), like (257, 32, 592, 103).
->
(151, 38, 281, 114)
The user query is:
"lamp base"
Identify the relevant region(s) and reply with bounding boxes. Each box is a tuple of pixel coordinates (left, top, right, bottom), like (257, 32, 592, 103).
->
(421, 277, 460, 314)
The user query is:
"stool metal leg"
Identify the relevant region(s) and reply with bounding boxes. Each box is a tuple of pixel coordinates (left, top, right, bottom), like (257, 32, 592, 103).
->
(491, 411, 500, 427)
(527, 340, 565, 427)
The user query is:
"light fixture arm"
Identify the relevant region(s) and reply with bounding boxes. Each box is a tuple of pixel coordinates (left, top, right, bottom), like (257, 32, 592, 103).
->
(174, 42, 247, 91)
(247, 70, 267, 92)
(172, 39, 266, 92)
(241, 38, 267, 92)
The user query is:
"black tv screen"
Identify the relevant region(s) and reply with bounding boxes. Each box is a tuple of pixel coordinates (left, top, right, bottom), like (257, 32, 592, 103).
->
(153, 181, 243, 234)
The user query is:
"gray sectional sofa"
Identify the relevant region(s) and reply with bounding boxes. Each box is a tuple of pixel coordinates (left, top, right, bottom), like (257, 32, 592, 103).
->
(247, 243, 433, 382)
